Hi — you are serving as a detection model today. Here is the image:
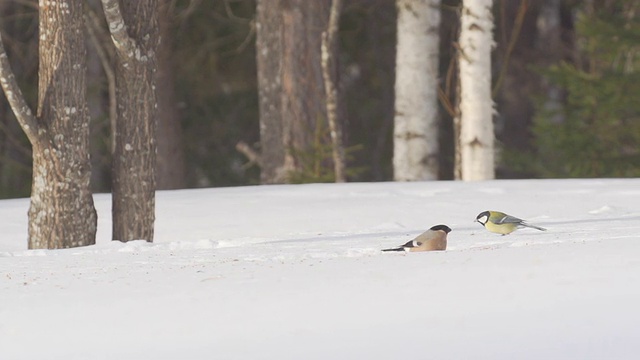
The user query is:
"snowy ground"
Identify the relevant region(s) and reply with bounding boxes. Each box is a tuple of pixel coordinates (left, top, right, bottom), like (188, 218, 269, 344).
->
(1, 179, 640, 359)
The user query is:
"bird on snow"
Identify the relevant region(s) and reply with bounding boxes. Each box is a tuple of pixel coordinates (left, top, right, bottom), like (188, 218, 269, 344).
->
(475, 210, 546, 235)
(382, 224, 452, 252)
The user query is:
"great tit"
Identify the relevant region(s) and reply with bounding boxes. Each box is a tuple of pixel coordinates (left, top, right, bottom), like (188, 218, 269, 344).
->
(475, 210, 546, 235)
(382, 224, 452, 252)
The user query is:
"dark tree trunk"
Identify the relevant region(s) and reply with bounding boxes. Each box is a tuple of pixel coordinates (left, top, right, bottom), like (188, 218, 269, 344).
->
(87, 0, 112, 193)
(33, 1, 96, 249)
(281, 0, 329, 169)
(101, 0, 159, 242)
(495, 0, 538, 172)
(156, 0, 186, 190)
(0, 1, 97, 249)
(256, 0, 287, 183)
(255, 0, 329, 184)
(495, 0, 568, 177)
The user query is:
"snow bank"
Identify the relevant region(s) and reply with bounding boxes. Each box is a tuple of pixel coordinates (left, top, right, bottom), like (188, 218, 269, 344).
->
(1, 179, 639, 359)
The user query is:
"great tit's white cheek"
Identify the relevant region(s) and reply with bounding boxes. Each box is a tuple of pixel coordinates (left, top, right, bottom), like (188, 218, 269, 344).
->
(477, 215, 488, 225)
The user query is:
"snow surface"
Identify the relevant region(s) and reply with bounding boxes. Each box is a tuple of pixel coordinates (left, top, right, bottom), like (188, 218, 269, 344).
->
(1, 179, 640, 360)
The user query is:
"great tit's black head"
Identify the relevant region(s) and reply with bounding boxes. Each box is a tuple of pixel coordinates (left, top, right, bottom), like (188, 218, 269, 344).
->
(476, 211, 490, 225)
(430, 224, 452, 233)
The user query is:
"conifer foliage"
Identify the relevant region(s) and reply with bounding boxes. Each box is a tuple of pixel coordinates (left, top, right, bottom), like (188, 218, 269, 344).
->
(533, 1, 640, 177)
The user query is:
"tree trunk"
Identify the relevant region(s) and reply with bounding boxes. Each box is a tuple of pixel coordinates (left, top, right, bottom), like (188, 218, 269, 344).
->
(282, 0, 328, 173)
(86, 0, 111, 193)
(535, 0, 564, 124)
(494, 0, 537, 177)
(156, 0, 186, 190)
(321, 0, 346, 183)
(0, 1, 97, 249)
(101, 0, 159, 242)
(453, 79, 462, 180)
(459, 0, 495, 181)
(29, 146, 97, 249)
(256, 0, 287, 184)
(255, 0, 329, 183)
(393, 0, 441, 181)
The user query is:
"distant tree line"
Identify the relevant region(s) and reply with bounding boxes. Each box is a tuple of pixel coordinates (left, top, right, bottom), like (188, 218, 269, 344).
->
(0, 0, 638, 249)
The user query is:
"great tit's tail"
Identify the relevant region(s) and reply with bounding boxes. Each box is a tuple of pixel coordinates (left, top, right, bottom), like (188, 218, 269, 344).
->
(522, 222, 546, 231)
(382, 247, 405, 252)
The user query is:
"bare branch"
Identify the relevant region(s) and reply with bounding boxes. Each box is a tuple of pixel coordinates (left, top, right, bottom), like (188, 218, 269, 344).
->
(0, 31, 40, 146)
(321, 0, 346, 182)
(235, 141, 262, 168)
(99, 0, 141, 60)
(223, 0, 251, 22)
(234, 18, 256, 55)
(492, 0, 528, 97)
(175, 0, 202, 21)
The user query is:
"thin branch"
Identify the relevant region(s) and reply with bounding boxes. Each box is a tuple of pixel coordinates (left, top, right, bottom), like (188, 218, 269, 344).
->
(492, 0, 528, 97)
(85, 11, 117, 153)
(321, 0, 346, 183)
(440, 49, 459, 118)
(235, 141, 262, 168)
(438, 86, 457, 118)
(99, 0, 141, 60)
(0, 32, 40, 146)
(175, 0, 202, 21)
(223, 0, 252, 23)
(233, 18, 256, 55)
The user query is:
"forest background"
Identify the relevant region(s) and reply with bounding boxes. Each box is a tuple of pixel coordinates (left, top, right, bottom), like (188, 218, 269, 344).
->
(0, 0, 638, 200)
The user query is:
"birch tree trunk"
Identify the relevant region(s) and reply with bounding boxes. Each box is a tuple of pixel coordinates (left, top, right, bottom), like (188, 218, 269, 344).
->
(0, 2, 97, 249)
(393, 0, 441, 181)
(101, 0, 159, 242)
(459, 0, 495, 181)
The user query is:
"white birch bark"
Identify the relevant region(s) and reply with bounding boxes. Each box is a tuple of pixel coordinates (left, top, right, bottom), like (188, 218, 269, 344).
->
(393, 0, 441, 181)
(459, 0, 495, 181)
(321, 0, 346, 182)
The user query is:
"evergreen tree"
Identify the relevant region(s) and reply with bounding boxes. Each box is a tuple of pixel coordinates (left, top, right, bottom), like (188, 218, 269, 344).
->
(533, 1, 640, 177)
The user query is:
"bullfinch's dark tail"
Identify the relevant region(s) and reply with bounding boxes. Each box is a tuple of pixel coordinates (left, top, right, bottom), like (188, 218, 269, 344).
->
(382, 247, 405, 252)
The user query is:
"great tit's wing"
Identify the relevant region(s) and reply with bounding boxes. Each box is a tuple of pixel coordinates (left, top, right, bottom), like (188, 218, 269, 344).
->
(495, 214, 525, 224)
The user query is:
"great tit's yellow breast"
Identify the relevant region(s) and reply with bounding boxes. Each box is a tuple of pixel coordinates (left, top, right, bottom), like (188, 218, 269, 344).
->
(484, 221, 518, 235)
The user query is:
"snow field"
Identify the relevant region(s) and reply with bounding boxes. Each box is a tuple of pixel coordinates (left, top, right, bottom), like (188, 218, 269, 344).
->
(1, 179, 640, 359)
